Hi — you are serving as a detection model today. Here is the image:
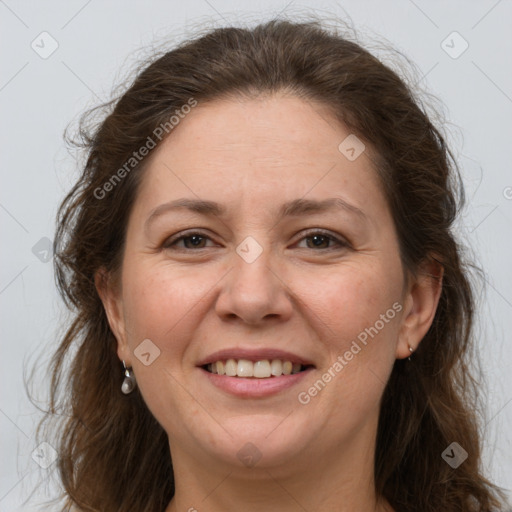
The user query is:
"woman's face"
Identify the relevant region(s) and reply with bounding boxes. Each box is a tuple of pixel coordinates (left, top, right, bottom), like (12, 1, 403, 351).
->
(101, 94, 434, 474)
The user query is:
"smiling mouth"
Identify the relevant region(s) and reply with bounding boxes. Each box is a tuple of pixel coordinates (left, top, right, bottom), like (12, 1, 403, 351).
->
(202, 358, 314, 378)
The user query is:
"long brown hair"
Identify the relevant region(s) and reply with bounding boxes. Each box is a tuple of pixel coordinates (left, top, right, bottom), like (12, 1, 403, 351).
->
(35, 16, 508, 512)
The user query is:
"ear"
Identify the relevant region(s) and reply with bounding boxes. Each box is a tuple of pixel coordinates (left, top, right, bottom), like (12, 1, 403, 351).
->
(95, 267, 131, 365)
(396, 258, 444, 359)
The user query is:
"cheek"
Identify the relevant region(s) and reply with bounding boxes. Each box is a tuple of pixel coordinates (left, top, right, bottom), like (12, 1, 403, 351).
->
(121, 264, 213, 351)
(296, 268, 401, 424)
(296, 263, 402, 346)
(120, 266, 214, 428)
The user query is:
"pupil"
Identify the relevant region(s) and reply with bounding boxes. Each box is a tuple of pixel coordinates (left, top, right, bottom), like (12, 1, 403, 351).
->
(310, 235, 327, 248)
(188, 235, 204, 247)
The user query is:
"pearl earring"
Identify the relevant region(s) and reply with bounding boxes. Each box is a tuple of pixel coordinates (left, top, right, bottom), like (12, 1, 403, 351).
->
(407, 344, 414, 361)
(121, 361, 136, 394)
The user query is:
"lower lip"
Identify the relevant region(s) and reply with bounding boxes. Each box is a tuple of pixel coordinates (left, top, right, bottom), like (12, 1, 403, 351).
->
(199, 367, 314, 398)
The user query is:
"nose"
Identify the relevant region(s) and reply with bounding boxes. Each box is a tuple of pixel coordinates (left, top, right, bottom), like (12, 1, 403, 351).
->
(214, 246, 294, 325)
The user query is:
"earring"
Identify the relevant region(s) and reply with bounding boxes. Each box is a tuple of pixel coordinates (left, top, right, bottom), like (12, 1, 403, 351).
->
(407, 344, 414, 361)
(121, 360, 136, 394)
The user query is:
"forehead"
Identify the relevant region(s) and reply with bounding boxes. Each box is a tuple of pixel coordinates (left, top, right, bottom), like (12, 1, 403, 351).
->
(158, 93, 352, 165)
(134, 94, 387, 223)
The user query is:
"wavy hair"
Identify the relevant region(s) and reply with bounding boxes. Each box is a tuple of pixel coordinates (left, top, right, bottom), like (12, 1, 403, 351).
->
(35, 16, 508, 512)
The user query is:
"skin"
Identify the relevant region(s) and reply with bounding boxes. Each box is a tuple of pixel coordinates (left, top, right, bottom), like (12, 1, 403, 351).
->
(97, 93, 442, 512)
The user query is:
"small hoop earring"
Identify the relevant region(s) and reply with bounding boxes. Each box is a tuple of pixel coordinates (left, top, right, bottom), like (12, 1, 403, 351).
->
(121, 360, 136, 394)
(407, 344, 414, 361)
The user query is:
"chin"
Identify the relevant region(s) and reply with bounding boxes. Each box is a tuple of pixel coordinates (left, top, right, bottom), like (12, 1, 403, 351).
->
(192, 414, 313, 469)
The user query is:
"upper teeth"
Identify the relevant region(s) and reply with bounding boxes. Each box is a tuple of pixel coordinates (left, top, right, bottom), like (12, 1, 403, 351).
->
(207, 359, 303, 378)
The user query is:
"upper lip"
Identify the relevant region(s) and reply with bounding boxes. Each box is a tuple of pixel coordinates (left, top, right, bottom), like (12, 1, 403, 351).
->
(196, 348, 316, 367)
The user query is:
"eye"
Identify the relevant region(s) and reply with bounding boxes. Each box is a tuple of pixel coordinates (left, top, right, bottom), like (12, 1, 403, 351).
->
(162, 231, 216, 250)
(294, 229, 348, 251)
(162, 229, 349, 252)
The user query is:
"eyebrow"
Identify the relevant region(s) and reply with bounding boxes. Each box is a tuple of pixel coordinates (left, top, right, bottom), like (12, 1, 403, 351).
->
(145, 196, 367, 229)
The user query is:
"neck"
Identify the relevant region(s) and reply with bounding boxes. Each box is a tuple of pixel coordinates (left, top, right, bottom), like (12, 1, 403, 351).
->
(165, 419, 393, 512)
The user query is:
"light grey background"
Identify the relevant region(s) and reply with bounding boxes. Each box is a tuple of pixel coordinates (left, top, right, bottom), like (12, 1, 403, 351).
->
(1, 0, 511, 510)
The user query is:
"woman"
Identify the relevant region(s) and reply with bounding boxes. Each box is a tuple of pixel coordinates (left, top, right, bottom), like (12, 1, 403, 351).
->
(39, 17, 508, 512)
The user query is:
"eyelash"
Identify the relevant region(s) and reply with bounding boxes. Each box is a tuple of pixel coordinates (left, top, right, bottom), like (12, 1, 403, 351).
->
(162, 229, 349, 252)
